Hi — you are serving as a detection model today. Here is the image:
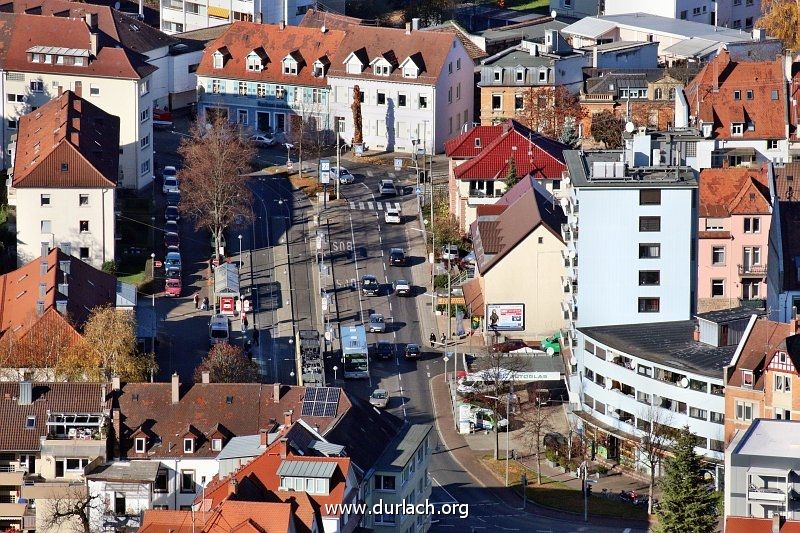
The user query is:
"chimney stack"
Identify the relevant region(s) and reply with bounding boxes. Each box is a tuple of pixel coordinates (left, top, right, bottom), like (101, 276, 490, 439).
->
(18, 381, 32, 406)
(405, 22, 411, 35)
(171, 373, 180, 404)
(101, 383, 107, 404)
(259, 428, 269, 446)
(201, 371, 210, 384)
(279, 437, 288, 458)
(279, 20, 285, 30)
(273, 382, 281, 403)
(772, 514, 782, 533)
(74, 81, 82, 98)
(284, 410, 293, 427)
(112, 376, 121, 390)
(411, 18, 420, 31)
(228, 478, 238, 497)
(86, 13, 99, 57)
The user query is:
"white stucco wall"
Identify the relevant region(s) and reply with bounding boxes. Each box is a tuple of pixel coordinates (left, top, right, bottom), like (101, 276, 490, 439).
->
(150, 458, 219, 510)
(87, 479, 153, 532)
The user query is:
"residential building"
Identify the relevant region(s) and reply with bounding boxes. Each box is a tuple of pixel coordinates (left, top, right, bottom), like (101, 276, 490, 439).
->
(725, 419, 800, 525)
(8, 90, 119, 268)
(444, 120, 568, 233)
(0, 247, 122, 381)
(723, 316, 791, 443)
(464, 176, 566, 341)
(697, 166, 772, 312)
(327, 23, 474, 154)
(561, 13, 755, 62)
(622, 126, 705, 170)
(423, 20, 490, 66)
(140, 500, 298, 532)
(468, 17, 568, 57)
(767, 168, 800, 323)
(0, 380, 110, 532)
(196, 22, 346, 139)
(680, 48, 789, 168)
(86, 461, 161, 531)
(605, 0, 764, 29)
(549, 0, 600, 20)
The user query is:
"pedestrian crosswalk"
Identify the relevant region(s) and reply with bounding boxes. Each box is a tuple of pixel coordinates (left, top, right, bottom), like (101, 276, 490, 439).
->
(349, 201, 402, 211)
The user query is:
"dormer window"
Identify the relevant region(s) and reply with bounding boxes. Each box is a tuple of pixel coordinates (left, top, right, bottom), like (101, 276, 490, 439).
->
(742, 370, 753, 388)
(212, 51, 224, 69)
(403, 66, 417, 78)
(183, 438, 194, 453)
(779, 351, 788, 364)
(731, 123, 744, 136)
(212, 438, 222, 451)
(515, 69, 524, 82)
(25, 416, 35, 429)
(493, 69, 502, 82)
(135, 437, 146, 453)
(475, 138, 481, 148)
(372, 58, 392, 76)
(246, 52, 264, 72)
(313, 61, 325, 77)
(283, 57, 298, 75)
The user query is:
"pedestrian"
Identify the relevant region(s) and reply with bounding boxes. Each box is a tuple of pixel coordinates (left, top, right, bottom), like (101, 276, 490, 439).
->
(441, 333, 446, 345)
(193, 294, 200, 309)
(429, 332, 436, 348)
(202, 297, 209, 311)
(242, 313, 248, 332)
(252, 327, 259, 346)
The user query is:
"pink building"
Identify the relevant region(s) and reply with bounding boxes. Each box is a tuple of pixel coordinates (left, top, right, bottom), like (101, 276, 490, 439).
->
(697, 167, 772, 313)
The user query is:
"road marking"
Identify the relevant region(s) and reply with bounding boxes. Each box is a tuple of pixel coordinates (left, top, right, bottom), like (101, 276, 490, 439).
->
(430, 477, 458, 503)
(623, 530, 631, 533)
(375, 202, 383, 210)
(365, 201, 373, 210)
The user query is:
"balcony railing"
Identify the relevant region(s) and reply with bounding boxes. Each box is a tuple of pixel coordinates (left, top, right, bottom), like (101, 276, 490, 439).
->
(468, 189, 503, 198)
(739, 264, 767, 276)
(739, 298, 766, 309)
(581, 93, 614, 102)
(747, 486, 786, 502)
(0, 464, 17, 473)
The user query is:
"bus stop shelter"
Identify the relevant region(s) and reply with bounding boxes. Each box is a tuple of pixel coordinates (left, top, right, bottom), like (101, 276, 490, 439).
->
(214, 262, 240, 315)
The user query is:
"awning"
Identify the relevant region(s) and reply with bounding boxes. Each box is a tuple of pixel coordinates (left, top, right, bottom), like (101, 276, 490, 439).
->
(208, 6, 229, 19)
(214, 262, 240, 297)
(462, 278, 484, 316)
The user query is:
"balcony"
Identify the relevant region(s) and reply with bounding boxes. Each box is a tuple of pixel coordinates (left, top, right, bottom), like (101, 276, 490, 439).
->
(0, 464, 24, 486)
(748, 486, 786, 502)
(561, 223, 578, 242)
(467, 189, 503, 205)
(21, 479, 84, 499)
(739, 298, 766, 310)
(0, 502, 26, 517)
(739, 264, 767, 276)
(162, 0, 183, 9)
(581, 93, 614, 103)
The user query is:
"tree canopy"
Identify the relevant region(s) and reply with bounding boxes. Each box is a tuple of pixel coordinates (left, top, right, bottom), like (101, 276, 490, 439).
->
(196, 343, 260, 383)
(521, 86, 587, 140)
(758, 0, 800, 51)
(591, 110, 624, 149)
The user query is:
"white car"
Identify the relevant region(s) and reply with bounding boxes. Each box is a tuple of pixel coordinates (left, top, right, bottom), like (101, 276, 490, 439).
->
(250, 133, 276, 147)
(384, 208, 402, 224)
(331, 167, 355, 184)
(162, 176, 179, 194)
(162, 166, 178, 181)
(368, 313, 385, 333)
(441, 244, 459, 261)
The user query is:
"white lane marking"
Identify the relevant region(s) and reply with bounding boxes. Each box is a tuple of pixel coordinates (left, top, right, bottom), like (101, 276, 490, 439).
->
(349, 201, 356, 209)
(430, 476, 458, 503)
(376, 202, 383, 210)
(366, 201, 373, 210)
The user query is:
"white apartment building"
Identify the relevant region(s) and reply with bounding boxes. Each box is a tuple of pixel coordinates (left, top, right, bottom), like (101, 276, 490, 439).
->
(604, 0, 763, 29)
(9, 90, 118, 268)
(86, 461, 160, 531)
(327, 23, 474, 154)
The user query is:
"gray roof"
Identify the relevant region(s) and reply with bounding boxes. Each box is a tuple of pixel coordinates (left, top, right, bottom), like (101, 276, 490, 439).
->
(662, 37, 721, 60)
(480, 19, 569, 43)
(579, 320, 736, 377)
(732, 418, 800, 457)
(214, 262, 240, 296)
(584, 40, 653, 52)
(86, 461, 160, 483)
(116, 281, 137, 308)
(564, 150, 698, 188)
(309, 440, 346, 456)
(277, 460, 337, 478)
(375, 424, 432, 471)
(696, 307, 765, 324)
(575, 13, 753, 42)
(483, 48, 562, 68)
(560, 16, 616, 39)
(216, 434, 270, 461)
(135, 304, 156, 340)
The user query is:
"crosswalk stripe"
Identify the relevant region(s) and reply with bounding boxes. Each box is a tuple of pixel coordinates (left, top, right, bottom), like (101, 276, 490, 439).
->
(376, 202, 383, 210)
(348, 201, 403, 212)
(366, 201, 373, 210)
(349, 202, 356, 209)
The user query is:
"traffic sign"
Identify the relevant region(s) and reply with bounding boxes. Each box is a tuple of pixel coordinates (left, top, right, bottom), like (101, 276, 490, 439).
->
(154, 260, 163, 268)
(394, 158, 403, 171)
(320, 171, 330, 184)
(320, 158, 331, 172)
(287, 159, 294, 170)
(415, 186, 422, 196)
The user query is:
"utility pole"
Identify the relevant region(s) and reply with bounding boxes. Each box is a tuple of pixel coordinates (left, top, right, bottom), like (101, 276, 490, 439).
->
(335, 126, 341, 200)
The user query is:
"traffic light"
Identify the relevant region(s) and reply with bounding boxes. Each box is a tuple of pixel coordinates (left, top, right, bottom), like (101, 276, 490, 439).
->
(418, 171, 427, 183)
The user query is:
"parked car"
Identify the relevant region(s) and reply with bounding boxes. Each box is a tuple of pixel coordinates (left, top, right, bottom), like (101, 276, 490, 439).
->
(164, 251, 182, 276)
(393, 279, 411, 296)
(384, 207, 402, 224)
(166, 191, 181, 207)
(404, 343, 421, 360)
(369, 389, 390, 409)
(162, 175, 179, 194)
(542, 332, 562, 356)
(164, 232, 180, 248)
(379, 179, 396, 196)
(389, 248, 406, 266)
(209, 314, 230, 345)
(164, 278, 182, 297)
(441, 244, 459, 261)
(164, 220, 179, 234)
(361, 275, 380, 296)
(331, 167, 355, 184)
(165, 205, 180, 222)
(374, 340, 394, 360)
(368, 313, 386, 333)
(162, 166, 178, 181)
(250, 133, 276, 147)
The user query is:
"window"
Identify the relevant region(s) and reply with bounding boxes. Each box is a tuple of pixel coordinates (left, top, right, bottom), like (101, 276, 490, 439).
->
(711, 279, 724, 297)
(141, 159, 150, 176)
(30, 80, 43, 92)
(638, 243, 660, 258)
(65, 458, 88, 471)
(237, 109, 248, 125)
(706, 218, 724, 231)
(135, 438, 146, 453)
(732, 19, 742, 29)
(744, 217, 761, 233)
(733, 90, 741, 101)
(255, 83, 267, 98)
(638, 271, 660, 286)
(212, 438, 222, 451)
(211, 80, 222, 94)
(456, 83, 461, 100)
(772, 89, 779, 100)
(235, 81, 246, 96)
(538, 70, 547, 82)
(375, 474, 396, 491)
(180, 470, 195, 492)
(768, 139, 779, 150)
(493, 69, 501, 82)
(639, 216, 661, 232)
(418, 95, 428, 109)
(491, 94, 502, 110)
(140, 79, 150, 96)
(457, 58, 461, 70)
(710, 411, 724, 424)
(745, 17, 753, 28)
(732, 123, 744, 135)
(154, 471, 168, 492)
(515, 69, 524, 82)
(654, 88, 663, 100)
(41, 220, 52, 233)
(689, 407, 707, 420)
(775, 373, 791, 392)
(114, 492, 126, 514)
(398, 94, 407, 107)
(377, 92, 386, 105)
(283, 59, 297, 75)
(140, 107, 150, 122)
(448, 62, 452, 74)
(776, 408, 791, 420)
(7, 119, 16, 130)
(79, 247, 89, 260)
(140, 135, 150, 149)
(637, 364, 653, 377)
(639, 189, 661, 205)
(680, 9, 687, 19)
(746, 89, 754, 100)
(514, 94, 524, 111)
(183, 438, 194, 453)
(735, 400, 754, 421)
(638, 298, 660, 313)
(313, 63, 324, 77)
(247, 54, 262, 72)
(448, 87, 452, 103)
(693, 6, 701, 15)
(25, 416, 35, 428)
(712, 246, 725, 265)
(40, 194, 51, 206)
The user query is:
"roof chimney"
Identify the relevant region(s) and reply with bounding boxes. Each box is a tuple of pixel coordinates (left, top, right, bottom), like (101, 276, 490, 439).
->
(101, 383, 107, 404)
(59, 260, 71, 275)
(592, 45, 598, 68)
(18, 381, 32, 406)
(279, 437, 288, 458)
(279, 20, 285, 30)
(284, 410, 293, 427)
(320, 24, 327, 33)
(773, 514, 782, 533)
(35, 300, 45, 317)
(228, 478, 238, 497)
(171, 373, 180, 404)
(112, 376, 121, 390)
(58, 283, 68, 297)
(201, 370, 210, 384)
(411, 17, 420, 31)
(40, 242, 49, 258)
(405, 22, 411, 35)
(86, 13, 99, 57)
(273, 382, 281, 403)
(259, 428, 269, 447)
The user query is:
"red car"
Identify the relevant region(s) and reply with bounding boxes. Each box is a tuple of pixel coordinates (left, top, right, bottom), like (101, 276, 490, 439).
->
(165, 278, 182, 297)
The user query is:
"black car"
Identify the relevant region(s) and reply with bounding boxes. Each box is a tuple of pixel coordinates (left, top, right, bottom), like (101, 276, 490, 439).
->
(374, 341, 394, 360)
(164, 232, 180, 248)
(166, 191, 181, 207)
(404, 343, 421, 360)
(165, 205, 180, 222)
(389, 248, 406, 266)
(361, 275, 380, 296)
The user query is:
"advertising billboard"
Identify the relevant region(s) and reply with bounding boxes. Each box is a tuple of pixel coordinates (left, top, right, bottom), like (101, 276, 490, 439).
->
(486, 304, 525, 331)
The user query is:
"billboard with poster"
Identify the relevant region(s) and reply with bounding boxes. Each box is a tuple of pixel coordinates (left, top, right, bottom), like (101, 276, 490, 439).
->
(485, 304, 525, 331)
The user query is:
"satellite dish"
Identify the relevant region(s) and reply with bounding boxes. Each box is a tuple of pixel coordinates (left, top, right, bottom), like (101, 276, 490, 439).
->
(569, 356, 577, 366)
(568, 249, 577, 259)
(680, 377, 689, 388)
(551, 9, 557, 18)
(114, 1, 120, 8)
(625, 121, 635, 133)
(559, 197, 569, 209)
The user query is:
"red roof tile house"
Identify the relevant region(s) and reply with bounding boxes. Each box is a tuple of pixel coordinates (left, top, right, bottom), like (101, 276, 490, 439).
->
(696, 166, 772, 313)
(444, 119, 567, 233)
(466, 175, 566, 341)
(681, 48, 789, 169)
(8, 90, 119, 269)
(140, 500, 297, 533)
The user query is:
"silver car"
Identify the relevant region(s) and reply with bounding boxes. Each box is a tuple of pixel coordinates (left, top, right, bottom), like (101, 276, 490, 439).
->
(369, 389, 389, 409)
(368, 313, 385, 333)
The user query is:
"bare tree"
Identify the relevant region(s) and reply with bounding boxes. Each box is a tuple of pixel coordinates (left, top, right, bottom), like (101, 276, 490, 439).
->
(351, 85, 363, 146)
(178, 115, 255, 264)
(591, 110, 624, 149)
(636, 405, 677, 515)
(520, 86, 587, 140)
(518, 383, 555, 485)
(289, 102, 332, 179)
(195, 343, 260, 383)
(39, 486, 102, 533)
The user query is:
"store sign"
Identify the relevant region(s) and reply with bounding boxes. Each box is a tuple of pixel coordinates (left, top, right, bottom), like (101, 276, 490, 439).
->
(220, 296, 235, 314)
(485, 304, 525, 331)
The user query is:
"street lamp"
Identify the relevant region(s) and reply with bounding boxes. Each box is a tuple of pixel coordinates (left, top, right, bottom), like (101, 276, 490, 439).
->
(237, 234, 243, 266)
(443, 353, 450, 384)
(332, 365, 338, 382)
(150, 253, 155, 308)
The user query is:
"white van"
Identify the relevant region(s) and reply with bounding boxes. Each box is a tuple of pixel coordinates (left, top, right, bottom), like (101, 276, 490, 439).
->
(209, 314, 230, 345)
(457, 375, 496, 395)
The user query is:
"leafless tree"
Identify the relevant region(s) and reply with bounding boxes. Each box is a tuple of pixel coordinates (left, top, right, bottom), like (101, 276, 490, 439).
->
(636, 405, 677, 515)
(518, 383, 555, 485)
(39, 486, 102, 533)
(178, 115, 255, 265)
(351, 85, 363, 145)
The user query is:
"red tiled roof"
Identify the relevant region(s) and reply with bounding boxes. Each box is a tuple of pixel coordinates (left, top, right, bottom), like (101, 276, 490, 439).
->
(424, 21, 487, 62)
(774, 162, 800, 200)
(0, 382, 108, 451)
(196, 22, 347, 87)
(299, 8, 366, 30)
(728, 319, 792, 389)
(726, 517, 800, 533)
(453, 120, 567, 181)
(444, 125, 504, 158)
(698, 166, 771, 218)
(13, 90, 119, 187)
(141, 500, 295, 533)
(475, 203, 508, 217)
(686, 49, 786, 140)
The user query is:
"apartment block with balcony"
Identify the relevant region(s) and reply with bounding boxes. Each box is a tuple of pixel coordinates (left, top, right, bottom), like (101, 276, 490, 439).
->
(697, 166, 772, 313)
(86, 461, 160, 531)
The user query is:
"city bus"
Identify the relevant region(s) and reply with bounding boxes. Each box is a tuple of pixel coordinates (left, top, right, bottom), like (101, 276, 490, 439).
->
(340, 325, 369, 379)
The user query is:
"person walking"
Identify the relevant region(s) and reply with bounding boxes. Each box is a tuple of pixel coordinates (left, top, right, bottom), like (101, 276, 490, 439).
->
(441, 333, 446, 346)
(252, 327, 259, 346)
(430, 332, 436, 348)
(193, 294, 200, 309)
(241, 313, 248, 332)
(202, 297, 209, 311)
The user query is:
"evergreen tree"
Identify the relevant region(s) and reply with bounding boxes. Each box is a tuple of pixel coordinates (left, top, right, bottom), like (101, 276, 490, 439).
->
(504, 158, 519, 189)
(655, 427, 719, 533)
(559, 117, 579, 148)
